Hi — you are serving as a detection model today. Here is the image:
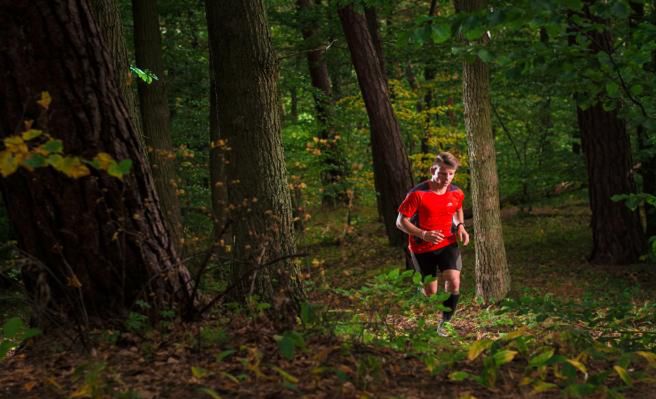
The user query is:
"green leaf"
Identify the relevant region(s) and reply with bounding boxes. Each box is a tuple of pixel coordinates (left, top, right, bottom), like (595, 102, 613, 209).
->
(529, 348, 554, 367)
(22, 154, 47, 169)
(278, 331, 303, 360)
(606, 81, 620, 98)
(0, 341, 12, 360)
(613, 365, 632, 386)
(464, 26, 486, 41)
(477, 48, 493, 63)
(448, 370, 471, 381)
(129, 65, 159, 84)
(22, 129, 43, 141)
(272, 366, 299, 384)
(431, 23, 451, 44)
(197, 387, 222, 399)
(610, 1, 630, 19)
(468, 339, 493, 361)
(3, 317, 24, 338)
(531, 381, 558, 394)
(566, 358, 588, 378)
(43, 139, 63, 154)
(630, 84, 643, 96)
(192, 366, 209, 379)
(108, 159, 133, 179)
(493, 350, 517, 367)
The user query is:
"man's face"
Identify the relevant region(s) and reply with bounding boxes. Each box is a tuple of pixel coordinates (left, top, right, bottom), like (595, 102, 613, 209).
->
(431, 164, 456, 187)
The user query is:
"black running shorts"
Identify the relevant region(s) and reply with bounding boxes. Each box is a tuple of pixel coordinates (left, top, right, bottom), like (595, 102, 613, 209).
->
(411, 243, 462, 278)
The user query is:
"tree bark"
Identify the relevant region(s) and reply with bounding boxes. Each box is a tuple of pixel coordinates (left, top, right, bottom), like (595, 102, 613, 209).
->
(0, 0, 191, 324)
(89, 0, 141, 134)
(132, 0, 183, 250)
(297, 0, 349, 207)
(205, 2, 227, 238)
(574, 2, 645, 263)
(455, 0, 510, 302)
(338, 5, 414, 247)
(206, 0, 304, 326)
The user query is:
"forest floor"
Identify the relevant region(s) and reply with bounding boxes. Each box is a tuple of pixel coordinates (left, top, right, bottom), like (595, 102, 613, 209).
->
(2, 192, 656, 398)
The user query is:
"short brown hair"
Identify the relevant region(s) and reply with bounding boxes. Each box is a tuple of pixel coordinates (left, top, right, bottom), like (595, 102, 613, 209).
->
(434, 152, 459, 169)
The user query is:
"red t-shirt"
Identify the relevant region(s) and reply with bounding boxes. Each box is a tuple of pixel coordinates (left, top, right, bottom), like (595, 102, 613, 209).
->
(398, 181, 465, 254)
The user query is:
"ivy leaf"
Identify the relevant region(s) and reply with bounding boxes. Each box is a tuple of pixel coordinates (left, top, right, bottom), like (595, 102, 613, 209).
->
(51, 156, 90, 179)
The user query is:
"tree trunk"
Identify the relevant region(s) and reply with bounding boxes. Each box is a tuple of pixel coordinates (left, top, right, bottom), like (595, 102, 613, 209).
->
(338, 5, 414, 247)
(132, 0, 183, 250)
(577, 104, 645, 263)
(207, 45, 227, 237)
(574, 3, 645, 263)
(206, 0, 304, 326)
(455, 0, 510, 302)
(0, 0, 191, 324)
(89, 0, 141, 134)
(297, 0, 349, 207)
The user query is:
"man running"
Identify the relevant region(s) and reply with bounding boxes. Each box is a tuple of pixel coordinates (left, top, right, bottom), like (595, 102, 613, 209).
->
(396, 152, 469, 336)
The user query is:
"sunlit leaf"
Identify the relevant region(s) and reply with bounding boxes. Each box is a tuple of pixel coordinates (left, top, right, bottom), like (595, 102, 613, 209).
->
(92, 152, 115, 170)
(37, 91, 52, 109)
(0, 152, 19, 177)
(531, 381, 558, 394)
(529, 348, 554, 367)
(566, 359, 588, 379)
(613, 365, 632, 386)
(493, 350, 517, 366)
(468, 339, 493, 361)
(22, 129, 43, 141)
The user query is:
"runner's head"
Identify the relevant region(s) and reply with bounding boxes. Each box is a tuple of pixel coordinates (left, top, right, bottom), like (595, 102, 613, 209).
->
(430, 152, 459, 186)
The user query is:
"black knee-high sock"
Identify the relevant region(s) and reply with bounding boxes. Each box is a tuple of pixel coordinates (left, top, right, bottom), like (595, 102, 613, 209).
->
(442, 293, 460, 321)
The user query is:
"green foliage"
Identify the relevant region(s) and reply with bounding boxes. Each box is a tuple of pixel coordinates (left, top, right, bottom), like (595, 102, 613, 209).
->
(0, 317, 40, 361)
(129, 65, 159, 84)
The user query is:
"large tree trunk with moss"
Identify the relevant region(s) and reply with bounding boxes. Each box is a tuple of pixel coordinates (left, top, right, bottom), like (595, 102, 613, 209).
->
(455, 0, 510, 302)
(338, 5, 414, 247)
(297, 0, 349, 207)
(574, 2, 645, 264)
(206, 0, 304, 326)
(132, 0, 183, 249)
(0, 0, 191, 325)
